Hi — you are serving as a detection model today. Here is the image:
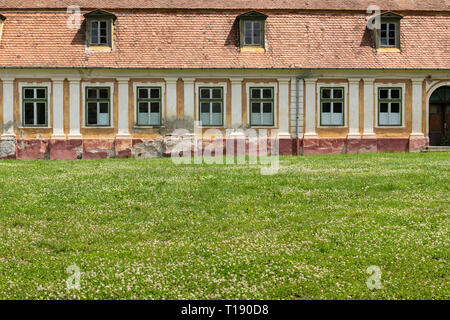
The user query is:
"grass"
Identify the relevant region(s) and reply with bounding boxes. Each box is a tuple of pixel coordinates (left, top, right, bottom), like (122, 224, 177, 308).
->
(0, 152, 448, 300)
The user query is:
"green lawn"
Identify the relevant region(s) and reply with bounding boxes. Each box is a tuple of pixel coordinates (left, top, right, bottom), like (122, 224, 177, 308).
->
(0, 152, 448, 300)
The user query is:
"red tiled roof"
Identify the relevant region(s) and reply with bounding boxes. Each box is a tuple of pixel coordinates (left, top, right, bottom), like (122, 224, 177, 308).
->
(0, 0, 448, 11)
(0, 11, 448, 69)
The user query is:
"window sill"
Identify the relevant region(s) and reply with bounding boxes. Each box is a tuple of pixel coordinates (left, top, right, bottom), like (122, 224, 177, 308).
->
(375, 125, 405, 129)
(18, 126, 51, 129)
(377, 48, 401, 53)
(86, 46, 112, 52)
(82, 126, 114, 129)
(317, 126, 348, 129)
(133, 125, 162, 129)
(240, 46, 265, 52)
(249, 125, 277, 129)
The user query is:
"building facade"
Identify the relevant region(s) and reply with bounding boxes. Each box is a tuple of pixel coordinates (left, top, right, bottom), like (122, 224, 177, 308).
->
(0, 1, 449, 159)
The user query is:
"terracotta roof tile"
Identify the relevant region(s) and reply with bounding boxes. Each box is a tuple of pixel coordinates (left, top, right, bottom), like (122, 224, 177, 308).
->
(0, 11, 448, 69)
(0, 0, 448, 11)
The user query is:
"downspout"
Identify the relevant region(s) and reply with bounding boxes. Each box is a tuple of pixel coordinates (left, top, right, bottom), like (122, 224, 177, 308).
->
(296, 69, 313, 153)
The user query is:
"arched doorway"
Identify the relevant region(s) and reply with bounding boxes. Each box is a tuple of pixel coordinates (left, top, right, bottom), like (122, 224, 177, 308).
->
(429, 86, 450, 146)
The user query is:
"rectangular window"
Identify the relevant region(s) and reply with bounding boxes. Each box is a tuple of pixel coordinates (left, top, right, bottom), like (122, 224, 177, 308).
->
(244, 20, 263, 46)
(378, 87, 402, 126)
(86, 87, 111, 126)
(250, 87, 274, 126)
(199, 87, 223, 126)
(89, 20, 110, 46)
(320, 87, 344, 126)
(379, 23, 398, 48)
(136, 87, 161, 126)
(22, 87, 48, 127)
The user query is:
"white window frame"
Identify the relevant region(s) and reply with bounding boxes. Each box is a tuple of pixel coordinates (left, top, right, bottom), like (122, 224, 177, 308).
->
(316, 82, 348, 128)
(133, 82, 165, 127)
(82, 82, 114, 128)
(18, 82, 52, 128)
(375, 82, 406, 128)
(246, 81, 277, 128)
(195, 81, 227, 128)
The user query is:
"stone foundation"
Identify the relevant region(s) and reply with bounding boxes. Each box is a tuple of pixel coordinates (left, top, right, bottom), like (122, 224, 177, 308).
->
(0, 136, 429, 160)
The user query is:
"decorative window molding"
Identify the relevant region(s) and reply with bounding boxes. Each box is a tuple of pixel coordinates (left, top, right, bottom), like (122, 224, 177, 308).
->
(316, 82, 348, 128)
(133, 82, 165, 127)
(18, 82, 52, 128)
(81, 82, 114, 128)
(195, 82, 227, 127)
(238, 11, 268, 50)
(373, 12, 403, 50)
(84, 9, 116, 49)
(246, 82, 277, 127)
(375, 82, 406, 127)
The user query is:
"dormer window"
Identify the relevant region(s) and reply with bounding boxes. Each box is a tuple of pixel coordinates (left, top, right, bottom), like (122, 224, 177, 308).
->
(84, 9, 116, 48)
(238, 11, 268, 50)
(373, 12, 402, 50)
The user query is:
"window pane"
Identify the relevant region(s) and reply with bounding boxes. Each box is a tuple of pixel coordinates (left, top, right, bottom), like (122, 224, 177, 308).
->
(244, 21, 252, 44)
(380, 103, 388, 113)
(251, 102, 260, 113)
(87, 88, 97, 99)
(201, 102, 210, 113)
(149, 113, 160, 126)
(390, 113, 401, 125)
(212, 102, 221, 113)
(322, 102, 331, 113)
(24, 103, 34, 125)
(388, 38, 396, 46)
(333, 89, 343, 99)
(333, 102, 343, 113)
(391, 103, 400, 113)
(87, 102, 97, 125)
(381, 24, 387, 31)
(380, 38, 387, 46)
(98, 113, 109, 126)
(251, 113, 261, 125)
(212, 88, 222, 99)
(379, 113, 388, 125)
(91, 21, 98, 44)
(200, 113, 210, 126)
(139, 102, 148, 113)
(253, 22, 261, 45)
(200, 89, 210, 99)
(24, 89, 34, 99)
(262, 88, 272, 99)
(211, 113, 222, 126)
(322, 113, 331, 125)
(99, 89, 109, 99)
(150, 88, 160, 99)
(36, 103, 46, 125)
(251, 89, 261, 99)
(262, 113, 273, 126)
(391, 89, 400, 99)
(262, 102, 272, 113)
(138, 113, 149, 126)
(332, 113, 343, 126)
(150, 102, 160, 113)
(322, 89, 331, 99)
(99, 102, 109, 114)
(36, 89, 46, 99)
(380, 89, 389, 99)
(138, 88, 148, 99)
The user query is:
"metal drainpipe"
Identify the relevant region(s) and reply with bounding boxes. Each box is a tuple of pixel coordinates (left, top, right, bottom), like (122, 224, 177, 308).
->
(296, 70, 314, 148)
